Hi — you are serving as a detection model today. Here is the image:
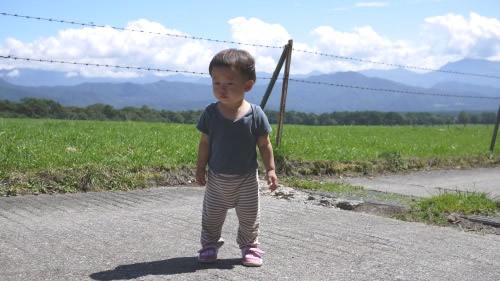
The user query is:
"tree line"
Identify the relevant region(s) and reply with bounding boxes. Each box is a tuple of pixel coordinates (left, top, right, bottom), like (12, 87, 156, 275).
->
(0, 98, 497, 126)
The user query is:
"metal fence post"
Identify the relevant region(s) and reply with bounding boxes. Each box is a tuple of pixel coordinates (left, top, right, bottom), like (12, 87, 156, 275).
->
(490, 104, 500, 152)
(276, 40, 293, 148)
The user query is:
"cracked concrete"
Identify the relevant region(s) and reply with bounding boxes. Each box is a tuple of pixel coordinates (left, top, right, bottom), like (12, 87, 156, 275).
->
(1, 186, 499, 280)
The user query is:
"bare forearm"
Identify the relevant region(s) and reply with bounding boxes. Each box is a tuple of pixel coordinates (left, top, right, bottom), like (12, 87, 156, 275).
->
(259, 143, 275, 172)
(197, 141, 209, 169)
(196, 133, 209, 186)
(258, 137, 278, 191)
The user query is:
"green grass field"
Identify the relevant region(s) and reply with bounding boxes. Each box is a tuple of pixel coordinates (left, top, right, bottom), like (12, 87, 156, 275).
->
(0, 118, 499, 195)
(0, 118, 199, 171)
(278, 124, 498, 162)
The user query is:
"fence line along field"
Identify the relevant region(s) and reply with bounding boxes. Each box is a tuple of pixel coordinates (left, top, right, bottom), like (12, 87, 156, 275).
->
(0, 118, 499, 195)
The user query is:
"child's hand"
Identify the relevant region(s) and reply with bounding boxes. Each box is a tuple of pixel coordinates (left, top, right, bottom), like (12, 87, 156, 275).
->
(266, 170, 278, 192)
(195, 167, 206, 186)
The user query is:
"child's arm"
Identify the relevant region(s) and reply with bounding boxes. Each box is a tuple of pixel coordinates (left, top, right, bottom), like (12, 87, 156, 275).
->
(257, 134, 278, 192)
(196, 133, 209, 186)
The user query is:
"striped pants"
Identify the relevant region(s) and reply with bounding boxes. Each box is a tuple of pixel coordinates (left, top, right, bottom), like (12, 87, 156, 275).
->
(201, 169, 260, 249)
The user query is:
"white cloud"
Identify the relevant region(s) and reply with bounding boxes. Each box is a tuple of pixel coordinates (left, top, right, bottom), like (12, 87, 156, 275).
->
(229, 17, 291, 47)
(423, 12, 500, 60)
(355, 2, 389, 7)
(7, 69, 20, 77)
(0, 19, 216, 77)
(65, 72, 79, 78)
(256, 55, 278, 74)
(227, 17, 292, 74)
(0, 13, 499, 78)
(295, 25, 432, 73)
(293, 12, 500, 73)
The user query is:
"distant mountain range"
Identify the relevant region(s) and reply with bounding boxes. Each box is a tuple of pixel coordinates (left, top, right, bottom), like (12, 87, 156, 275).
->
(0, 58, 499, 113)
(360, 58, 500, 89)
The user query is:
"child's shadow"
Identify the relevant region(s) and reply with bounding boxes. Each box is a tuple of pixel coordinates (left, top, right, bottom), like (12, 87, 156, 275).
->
(89, 257, 241, 280)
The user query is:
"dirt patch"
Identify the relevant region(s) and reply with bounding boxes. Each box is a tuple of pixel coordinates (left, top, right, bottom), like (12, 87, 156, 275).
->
(353, 202, 408, 216)
(447, 213, 500, 235)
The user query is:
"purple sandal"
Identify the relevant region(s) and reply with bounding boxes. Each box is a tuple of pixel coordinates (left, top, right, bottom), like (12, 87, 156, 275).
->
(198, 245, 218, 263)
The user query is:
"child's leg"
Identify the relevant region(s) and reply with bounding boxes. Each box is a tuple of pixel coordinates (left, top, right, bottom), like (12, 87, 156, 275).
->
(200, 198, 227, 248)
(200, 170, 234, 248)
(235, 171, 260, 247)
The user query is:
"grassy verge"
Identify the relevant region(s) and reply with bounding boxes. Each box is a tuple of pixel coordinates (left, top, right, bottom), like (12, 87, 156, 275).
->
(395, 192, 500, 225)
(1, 118, 499, 196)
(1, 166, 180, 196)
(284, 178, 500, 230)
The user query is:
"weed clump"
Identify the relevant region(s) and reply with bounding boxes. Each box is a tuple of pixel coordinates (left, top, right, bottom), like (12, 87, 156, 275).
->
(379, 151, 408, 171)
(396, 192, 500, 225)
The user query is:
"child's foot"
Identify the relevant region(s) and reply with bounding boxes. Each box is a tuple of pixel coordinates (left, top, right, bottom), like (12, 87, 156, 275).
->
(241, 246, 264, 267)
(198, 245, 218, 263)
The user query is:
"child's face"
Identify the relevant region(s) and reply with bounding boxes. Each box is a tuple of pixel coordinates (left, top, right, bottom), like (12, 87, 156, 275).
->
(211, 66, 254, 106)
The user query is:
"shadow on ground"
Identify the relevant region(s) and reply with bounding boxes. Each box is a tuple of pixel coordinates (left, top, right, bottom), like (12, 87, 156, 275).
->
(90, 257, 241, 280)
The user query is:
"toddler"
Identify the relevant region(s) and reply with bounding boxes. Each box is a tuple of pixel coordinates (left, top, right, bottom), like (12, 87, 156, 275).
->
(195, 48, 278, 267)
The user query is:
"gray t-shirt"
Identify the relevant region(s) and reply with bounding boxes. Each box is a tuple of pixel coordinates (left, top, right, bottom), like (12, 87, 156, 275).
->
(196, 102, 272, 175)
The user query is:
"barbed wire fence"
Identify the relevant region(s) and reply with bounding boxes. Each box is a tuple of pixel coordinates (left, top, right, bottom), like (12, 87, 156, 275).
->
(0, 12, 283, 50)
(2, 12, 500, 80)
(2, 54, 499, 102)
(1, 12, 499, 150)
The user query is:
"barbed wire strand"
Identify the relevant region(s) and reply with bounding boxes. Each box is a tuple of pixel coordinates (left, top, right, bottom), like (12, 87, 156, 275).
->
(292, 49, 500, 80)
(0, 12, 283, 50)
(0, 55, 278, 80)
(2, 12, 500, 80)
(0, 55, 209, 76)
(289, 78, 500, 100)
(1, 55, 498, 100)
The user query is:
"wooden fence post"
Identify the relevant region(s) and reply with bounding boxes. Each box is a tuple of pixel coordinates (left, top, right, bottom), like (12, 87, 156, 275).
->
(490, 104, 500, 152)
(260, 45, 289, 110)
(276, 40, 293, 148)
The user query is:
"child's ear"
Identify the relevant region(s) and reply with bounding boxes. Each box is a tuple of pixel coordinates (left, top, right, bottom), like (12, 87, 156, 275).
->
(244, 80, 255, 92)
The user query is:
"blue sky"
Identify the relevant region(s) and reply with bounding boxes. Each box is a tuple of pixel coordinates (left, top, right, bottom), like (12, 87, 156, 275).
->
(1, 0, 499, 78)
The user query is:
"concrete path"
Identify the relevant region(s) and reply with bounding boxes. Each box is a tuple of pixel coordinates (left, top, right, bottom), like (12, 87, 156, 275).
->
(1, 186, 499, 280)
(341, 167, 500, 198)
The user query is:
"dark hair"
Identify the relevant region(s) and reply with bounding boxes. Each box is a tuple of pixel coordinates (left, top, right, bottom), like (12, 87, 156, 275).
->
(209, 49, 256, 82)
